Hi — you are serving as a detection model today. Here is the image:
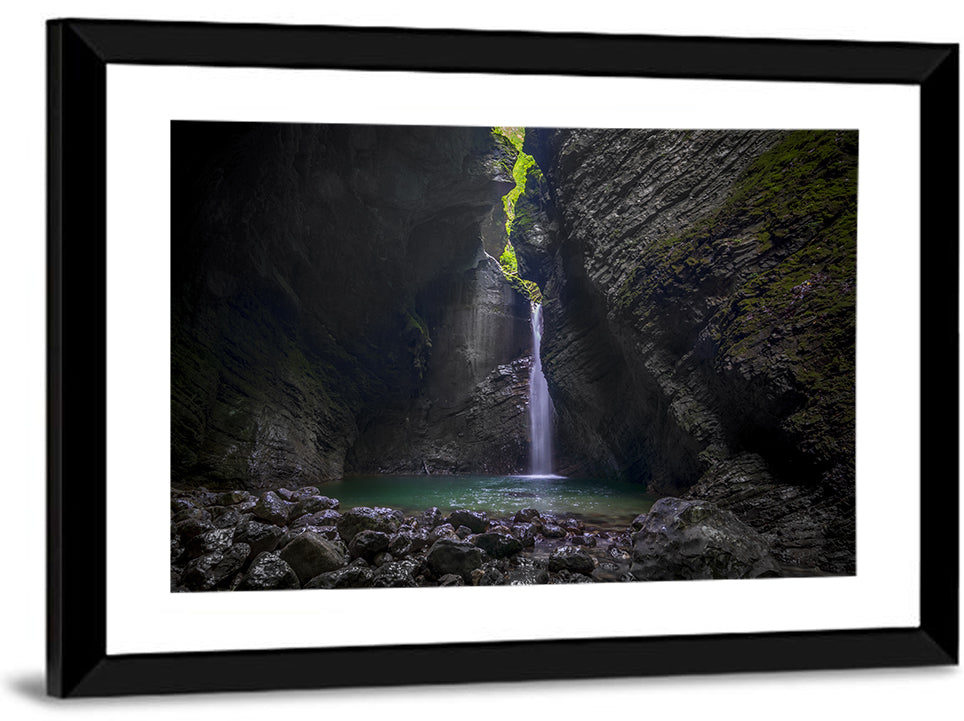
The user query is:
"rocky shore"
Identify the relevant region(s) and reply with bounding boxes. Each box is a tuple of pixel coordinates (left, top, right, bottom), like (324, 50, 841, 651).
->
(171, 485, 795, 592)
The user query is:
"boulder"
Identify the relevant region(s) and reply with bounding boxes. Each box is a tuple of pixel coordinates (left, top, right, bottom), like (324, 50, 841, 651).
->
(428, 523, 458, 544)
(174, 517, 212, 542)
(388, 529, 430, 557)
(510, 523, 537, 547)
(252, 491, 294, 527)
(426, 538, 484, 581)
(337, 507, 404, 541)
(629, 497, 782, 581)
(290, 509, 342, 529)
(183, 527, 234, 560)
(513, 508, 541, 523)
(181, 543, 251, 591)
(212, 508, 242, 529)
(445, 509, 488, 534)
(288, 486, 321, 502)
(234, 519, 285, 557)
(279, 532, 349, 583)
(372, 560, 418, 588)
(472, 532, 524, 558)
(548, 546, 596, 575)
(349, 530, 391, 561)
(292, 495, 339, 517)
(237, 552, 300, 590)
(217, 490, 250, 505)
(305, 562, 375, 589)
(420, 507, 444, 529)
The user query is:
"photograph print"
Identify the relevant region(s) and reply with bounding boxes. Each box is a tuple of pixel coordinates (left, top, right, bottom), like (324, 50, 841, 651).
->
(170, 122, 857, 592)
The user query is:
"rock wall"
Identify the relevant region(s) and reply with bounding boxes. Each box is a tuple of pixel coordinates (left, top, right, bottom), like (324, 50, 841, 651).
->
(171, 122, 522, 490)
(345, 249, 533, 475)
(515, 129, 857, 573)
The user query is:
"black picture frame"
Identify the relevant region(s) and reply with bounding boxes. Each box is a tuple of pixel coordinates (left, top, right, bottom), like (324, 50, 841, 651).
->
(47, 18, 959, 698)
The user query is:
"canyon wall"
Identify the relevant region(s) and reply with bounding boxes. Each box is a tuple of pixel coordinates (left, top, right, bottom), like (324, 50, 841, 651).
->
(171, 123, 527, 490)
(515, 129, 857, 573)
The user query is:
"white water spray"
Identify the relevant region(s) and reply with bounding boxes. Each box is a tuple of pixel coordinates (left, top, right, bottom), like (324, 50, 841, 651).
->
(528, 303, 553, 475)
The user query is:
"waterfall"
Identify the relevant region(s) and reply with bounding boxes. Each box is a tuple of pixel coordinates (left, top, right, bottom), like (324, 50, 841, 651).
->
(529, 302, 553, 475)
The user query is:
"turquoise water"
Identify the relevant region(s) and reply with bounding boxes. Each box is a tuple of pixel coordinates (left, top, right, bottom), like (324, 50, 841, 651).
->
(324, 474, 656, 527)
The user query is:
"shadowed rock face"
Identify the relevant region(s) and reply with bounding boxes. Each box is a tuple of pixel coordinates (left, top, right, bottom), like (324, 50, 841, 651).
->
(517, 129, 857, 573)
(630, 497, 781, 581)
(171, 123, 520, 490)
(345, 249, 532, 475)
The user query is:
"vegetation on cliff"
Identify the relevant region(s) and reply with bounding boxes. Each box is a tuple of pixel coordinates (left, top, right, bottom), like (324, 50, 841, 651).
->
(492, 126, 542, 302)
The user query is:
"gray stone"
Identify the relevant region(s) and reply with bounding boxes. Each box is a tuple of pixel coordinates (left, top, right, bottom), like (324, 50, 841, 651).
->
(349, 530, 391, 561)
(445, 509, 488, 534)
(472, 532, 524, 558)
(630, 497, 782, 581)
(234, 519, 285, 557)
(252, 491, 294, 527)
(337, 506, 404, 541)
(305, 561, 375, 589)
(548, 546, 596, 575)
(238, 552, 300, 590)
(426, 538, 484, 581)
(279, 532, 349, 583)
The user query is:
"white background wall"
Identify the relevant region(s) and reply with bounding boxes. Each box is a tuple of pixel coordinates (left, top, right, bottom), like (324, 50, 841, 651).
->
(2, 0, 961, 718)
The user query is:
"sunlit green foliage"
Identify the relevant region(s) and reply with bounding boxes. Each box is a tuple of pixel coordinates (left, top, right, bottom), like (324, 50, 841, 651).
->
(491, 127, 543, 303)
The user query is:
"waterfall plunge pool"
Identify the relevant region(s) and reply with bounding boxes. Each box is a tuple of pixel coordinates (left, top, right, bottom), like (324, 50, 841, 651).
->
(326, 474, 657, 529)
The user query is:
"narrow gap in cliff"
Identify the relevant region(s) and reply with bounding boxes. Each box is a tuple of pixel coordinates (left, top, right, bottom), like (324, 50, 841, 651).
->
(492, 126, 542, 303)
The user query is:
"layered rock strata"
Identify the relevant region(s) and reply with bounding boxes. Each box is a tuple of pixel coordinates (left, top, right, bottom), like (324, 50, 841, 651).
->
(515, 129, 857, 573)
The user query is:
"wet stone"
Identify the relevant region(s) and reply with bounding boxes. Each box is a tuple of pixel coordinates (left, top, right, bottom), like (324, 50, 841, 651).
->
(349, 530, 391, 561)
(445, 509, 488, 534)
(279, 532, 349, 584)
(237, 552, 300, 591)
(337, 507, 404, 541)
(420, 507, 444, 529)
(372, 560, 418, 587)
(513, 508, 541, 524)
(288, 486, 321, 502)
(293, 495, 339, 517)
(548, 546, 596, 575)
(212, 508, 242, 529)
(428, 523, 458, 543)
(305, 561, 375, 589)
(184, 527, 234, 560)
(472, 532, 524, 558)
(234, 519, 285, 557)
(541, 524, 568, 539)
(174, 517, 213, 542)
(217, 490, 250, 506)
(426, 538, 484, 581)
(252, 491, 294, 527)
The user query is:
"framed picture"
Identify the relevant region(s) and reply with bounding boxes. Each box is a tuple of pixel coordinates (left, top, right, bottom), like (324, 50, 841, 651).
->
(48, 19, 958, 697)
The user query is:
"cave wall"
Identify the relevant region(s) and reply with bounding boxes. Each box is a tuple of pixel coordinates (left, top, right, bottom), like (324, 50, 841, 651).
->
(516, 129, 857, 572)
(345, 248, 533, 475)
(171, 122, 521, 490)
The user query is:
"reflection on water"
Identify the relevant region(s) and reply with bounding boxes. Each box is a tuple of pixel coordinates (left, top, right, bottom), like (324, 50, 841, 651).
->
(326, 474, 656, 527)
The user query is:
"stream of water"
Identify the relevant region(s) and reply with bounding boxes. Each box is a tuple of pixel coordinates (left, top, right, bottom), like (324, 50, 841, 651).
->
(529, 302, 553, 475)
